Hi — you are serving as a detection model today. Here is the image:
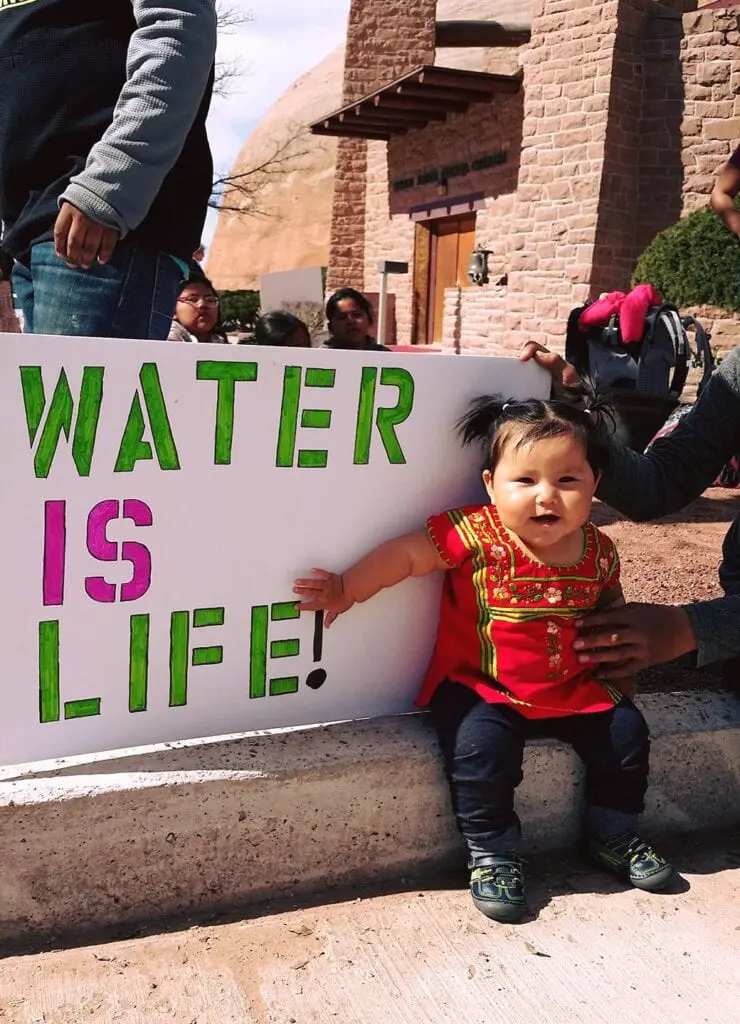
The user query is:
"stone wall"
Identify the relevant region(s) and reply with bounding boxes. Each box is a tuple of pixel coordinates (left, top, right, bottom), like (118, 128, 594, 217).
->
(363, 92, 523, 345)
(327, 0, 438, 292)
(494, 0, 628, 355)
(680, 9, 740, 214)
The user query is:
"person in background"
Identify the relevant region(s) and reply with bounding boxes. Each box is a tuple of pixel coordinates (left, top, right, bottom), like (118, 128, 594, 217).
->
(0, 0, 216, 340)
(324, 288, 389, 351)
(252, 310, 311, 347)
(710, 145, 740, 236)
(169, 272, 228, 344)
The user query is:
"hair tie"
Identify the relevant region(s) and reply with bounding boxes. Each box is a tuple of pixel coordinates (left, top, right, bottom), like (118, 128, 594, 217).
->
(503, 402, 512, 412)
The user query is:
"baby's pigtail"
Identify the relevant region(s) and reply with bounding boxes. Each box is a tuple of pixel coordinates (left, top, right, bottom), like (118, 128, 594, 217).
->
(456, 395, 508, 449)
(560, 378, 615, 432)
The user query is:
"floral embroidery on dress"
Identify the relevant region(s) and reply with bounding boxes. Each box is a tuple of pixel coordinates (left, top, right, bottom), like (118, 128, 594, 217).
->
(545, 620, 566, 681)
(544, 587, 563, 604)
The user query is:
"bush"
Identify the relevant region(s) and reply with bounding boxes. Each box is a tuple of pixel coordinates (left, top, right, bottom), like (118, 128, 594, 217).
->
(632, 203, 740, 312)
(219, 289, 260, 331)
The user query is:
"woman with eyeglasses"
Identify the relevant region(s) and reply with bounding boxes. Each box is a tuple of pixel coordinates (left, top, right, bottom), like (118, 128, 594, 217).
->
(323, 287, 389, 351)
(168, 271, 229, 344)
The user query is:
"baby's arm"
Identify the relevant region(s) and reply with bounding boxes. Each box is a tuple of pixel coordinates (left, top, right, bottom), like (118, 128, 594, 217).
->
(294, 530, 448, 626)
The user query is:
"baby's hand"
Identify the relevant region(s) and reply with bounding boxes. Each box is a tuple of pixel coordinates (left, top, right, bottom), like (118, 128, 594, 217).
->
(293, 568, 353, 627)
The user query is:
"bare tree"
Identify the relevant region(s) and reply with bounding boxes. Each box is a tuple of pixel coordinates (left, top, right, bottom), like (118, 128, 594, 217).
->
(214, 1, 254, 99)
(210, 124, 313, 217)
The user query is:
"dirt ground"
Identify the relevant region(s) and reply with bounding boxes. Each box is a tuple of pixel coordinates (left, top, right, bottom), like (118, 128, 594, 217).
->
(590, 487, 740, 692)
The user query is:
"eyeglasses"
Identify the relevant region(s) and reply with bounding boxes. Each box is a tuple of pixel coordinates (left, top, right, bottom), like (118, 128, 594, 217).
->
(178, 294, 219, 308)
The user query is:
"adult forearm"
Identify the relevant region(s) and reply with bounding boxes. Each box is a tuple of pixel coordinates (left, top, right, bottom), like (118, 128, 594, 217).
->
(61, 0, 216, 234)
(710, 189, 740, 236)
(684, 594, 740, 667)
(597, 348, 740, 520)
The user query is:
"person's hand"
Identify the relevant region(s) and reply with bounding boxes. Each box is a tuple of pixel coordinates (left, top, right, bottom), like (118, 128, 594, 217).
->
(520, 341, 580, 396)
(573, 603, 697, 680)
(293, 568, 354, 627)
(54, 202, 119, 269)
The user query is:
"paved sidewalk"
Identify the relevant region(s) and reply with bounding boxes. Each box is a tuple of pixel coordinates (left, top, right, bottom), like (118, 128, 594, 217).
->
(1, 829, 738, 1024)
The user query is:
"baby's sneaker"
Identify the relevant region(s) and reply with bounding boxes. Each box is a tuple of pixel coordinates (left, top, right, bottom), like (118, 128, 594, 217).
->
(587, 832, 673, 891)
(469, 854, 528, 922)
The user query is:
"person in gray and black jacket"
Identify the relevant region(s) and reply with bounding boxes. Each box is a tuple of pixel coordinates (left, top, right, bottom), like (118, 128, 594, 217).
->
(0, 0, 216, 340)
(521, 342, 740, 687)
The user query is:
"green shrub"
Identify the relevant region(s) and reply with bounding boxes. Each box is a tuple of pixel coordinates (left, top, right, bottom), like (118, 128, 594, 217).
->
(632, 204, 740, 312)
(219, 289, 260, 331)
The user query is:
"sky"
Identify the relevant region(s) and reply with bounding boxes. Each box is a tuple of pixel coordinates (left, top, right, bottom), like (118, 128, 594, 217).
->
(203, 0, 351, 249)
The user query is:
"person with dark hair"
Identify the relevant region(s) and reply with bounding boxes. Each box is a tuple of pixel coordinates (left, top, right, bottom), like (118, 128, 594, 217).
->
(0, 1, 216, 340)
(168, 272, 228, 344)
(324, 287, 389, 351)
(253, 311, 311, 348)
(294, 389, 672, 925)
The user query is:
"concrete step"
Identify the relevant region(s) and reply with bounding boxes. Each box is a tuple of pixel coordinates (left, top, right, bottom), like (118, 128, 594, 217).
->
(0, 691, 738, 945)
(2, 831, 739, 1024)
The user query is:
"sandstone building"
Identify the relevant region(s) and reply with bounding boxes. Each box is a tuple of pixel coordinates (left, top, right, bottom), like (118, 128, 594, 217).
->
(307, 0, 739, 353)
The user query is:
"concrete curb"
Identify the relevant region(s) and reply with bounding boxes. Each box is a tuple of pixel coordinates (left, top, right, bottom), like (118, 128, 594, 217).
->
(1, 691, 738, 945)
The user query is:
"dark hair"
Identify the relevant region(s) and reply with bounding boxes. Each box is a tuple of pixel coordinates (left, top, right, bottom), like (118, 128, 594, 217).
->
(254, 310, 310, 347)
(457, 384, 613, 475)
(176, 269, 228, 343)
(178, 265, 217, 296)
(326, 287, 374, 324)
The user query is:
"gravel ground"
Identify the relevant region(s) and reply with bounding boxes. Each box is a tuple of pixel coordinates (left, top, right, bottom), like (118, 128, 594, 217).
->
(591, 488, 740, 692)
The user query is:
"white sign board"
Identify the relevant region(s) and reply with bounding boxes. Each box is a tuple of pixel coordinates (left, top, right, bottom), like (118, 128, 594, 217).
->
(0, 336, 548, 766)
(259, 266, 325, 313)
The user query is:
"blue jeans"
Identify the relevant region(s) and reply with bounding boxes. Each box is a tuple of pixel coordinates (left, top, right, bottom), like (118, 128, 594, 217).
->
(12, 240, 182, 340)
(430, 681, 650, 861)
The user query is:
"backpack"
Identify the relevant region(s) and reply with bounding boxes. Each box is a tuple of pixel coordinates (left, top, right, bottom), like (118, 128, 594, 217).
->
(565, 302, 714, 401)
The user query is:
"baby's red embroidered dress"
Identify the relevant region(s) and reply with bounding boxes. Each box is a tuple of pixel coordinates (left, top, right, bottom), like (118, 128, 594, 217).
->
(417, 504, 623, 718)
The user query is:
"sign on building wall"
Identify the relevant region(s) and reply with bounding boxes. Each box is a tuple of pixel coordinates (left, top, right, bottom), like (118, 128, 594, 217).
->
(0, 336, 548, 766)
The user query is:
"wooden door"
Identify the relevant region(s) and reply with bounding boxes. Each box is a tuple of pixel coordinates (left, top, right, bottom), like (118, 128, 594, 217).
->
(428, 214, 476, 344)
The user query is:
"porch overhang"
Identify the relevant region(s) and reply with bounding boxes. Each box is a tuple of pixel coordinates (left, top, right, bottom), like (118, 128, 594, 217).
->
(309, 64, 521, 142)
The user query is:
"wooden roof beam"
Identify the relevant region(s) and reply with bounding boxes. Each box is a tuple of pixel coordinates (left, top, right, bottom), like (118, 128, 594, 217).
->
(435, 21, 531, 49)
(416, 68, 520, 95)
(395, 82, 494, 104)
(373, 94, 469, 115)
(352, 102, 447, 123)
(341, 113, 427, 132)
(312, 124, 392, 140)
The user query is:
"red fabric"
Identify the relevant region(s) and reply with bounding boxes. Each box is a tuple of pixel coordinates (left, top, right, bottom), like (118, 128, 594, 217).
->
(578, 283, 662, 344)
(416, 504, 622, 719)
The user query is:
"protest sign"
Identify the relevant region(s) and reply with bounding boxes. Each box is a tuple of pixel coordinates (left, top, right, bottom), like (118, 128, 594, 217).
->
(0, 335, 548, 765)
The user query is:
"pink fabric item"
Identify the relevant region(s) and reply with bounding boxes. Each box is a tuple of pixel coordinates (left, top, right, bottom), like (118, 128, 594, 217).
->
(578, 283, 663, 344)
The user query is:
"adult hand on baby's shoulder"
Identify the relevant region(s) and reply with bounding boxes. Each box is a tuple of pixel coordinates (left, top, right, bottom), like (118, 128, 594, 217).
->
(519, 342, 580, 395)
(573, 602, 697, 679)
(293, 568, 353, 627)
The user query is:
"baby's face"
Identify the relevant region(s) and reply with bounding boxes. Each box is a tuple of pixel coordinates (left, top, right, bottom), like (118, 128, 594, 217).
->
(484, 433, 597, 559)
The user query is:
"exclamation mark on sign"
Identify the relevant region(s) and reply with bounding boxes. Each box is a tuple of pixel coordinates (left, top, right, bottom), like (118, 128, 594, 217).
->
(305, 611, 327, 690)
